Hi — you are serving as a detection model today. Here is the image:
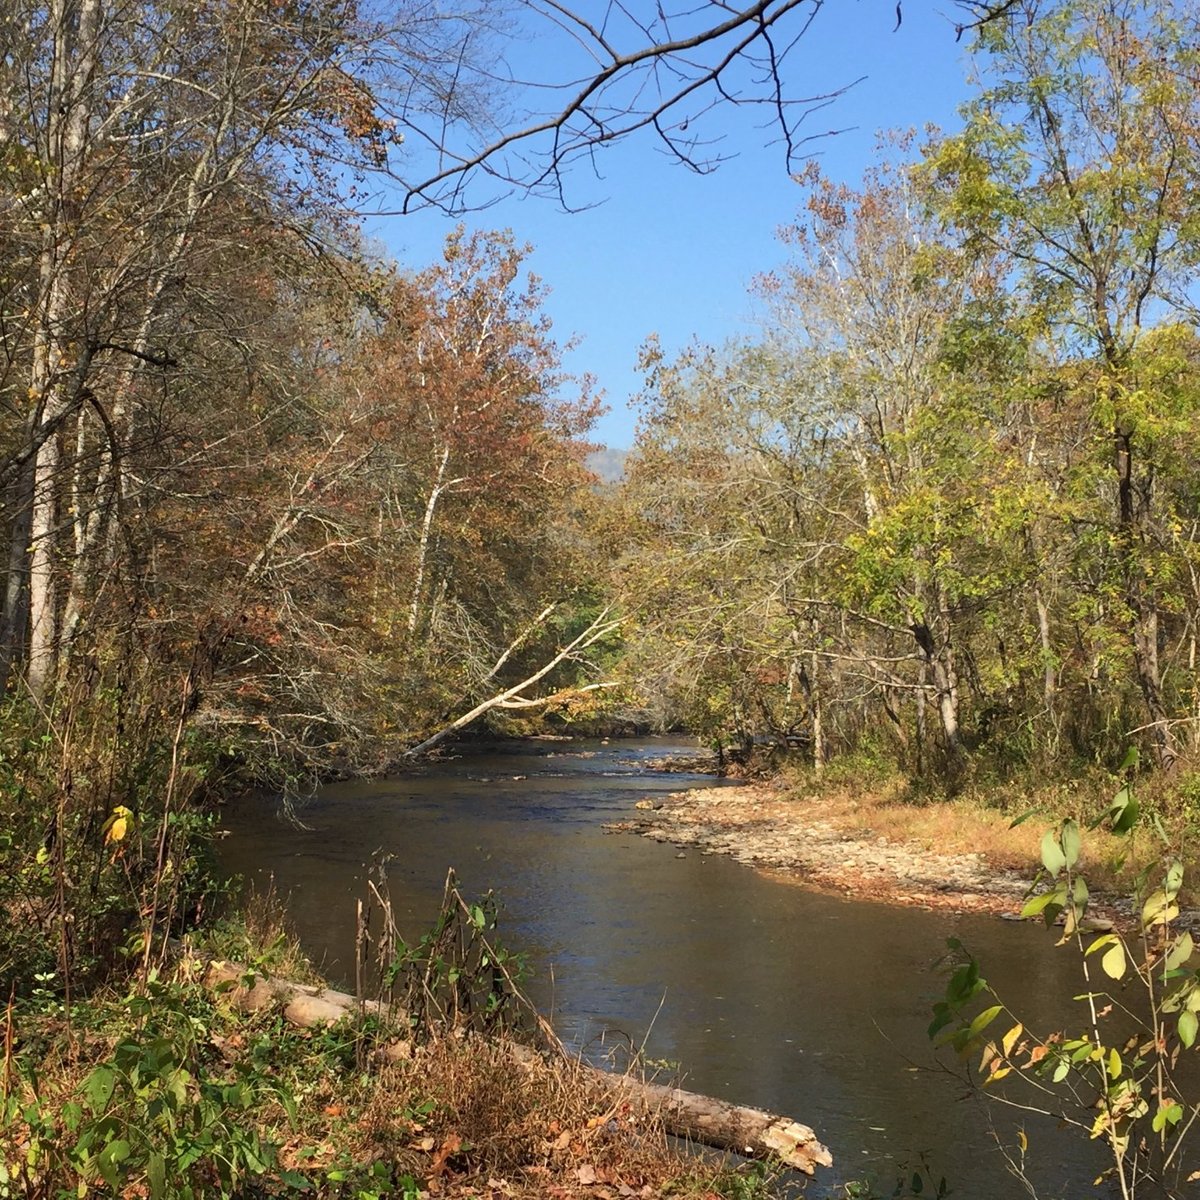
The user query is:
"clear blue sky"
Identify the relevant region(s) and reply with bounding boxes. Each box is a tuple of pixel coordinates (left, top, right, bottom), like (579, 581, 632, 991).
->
(372, 3, 975, 449)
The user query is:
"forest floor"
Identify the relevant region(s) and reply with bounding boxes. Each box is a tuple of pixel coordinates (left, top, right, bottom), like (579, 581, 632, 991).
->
(608, 773, 1145, 929)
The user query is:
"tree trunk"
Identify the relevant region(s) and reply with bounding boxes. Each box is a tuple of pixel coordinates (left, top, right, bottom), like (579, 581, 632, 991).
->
(407, 444, 452, 634)
(1034, 589, 1056, 710)
(915, 661, 928, 776)
(910, 617, 963, 767)
(26, 0, 103, 698)
(1115, 428, 1176, 770)
(0, 465, 34, 690)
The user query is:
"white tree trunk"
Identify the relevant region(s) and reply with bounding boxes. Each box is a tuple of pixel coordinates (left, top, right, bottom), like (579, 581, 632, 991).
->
(26, 0, 103, 697)
(407, 444, 452, 634)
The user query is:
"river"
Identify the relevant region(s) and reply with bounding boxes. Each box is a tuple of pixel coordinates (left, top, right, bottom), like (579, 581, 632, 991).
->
(219, 737, 1112, 1198)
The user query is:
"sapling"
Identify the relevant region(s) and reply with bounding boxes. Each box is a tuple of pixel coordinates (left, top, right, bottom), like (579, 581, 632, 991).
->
(931, 754, 1200, 1199)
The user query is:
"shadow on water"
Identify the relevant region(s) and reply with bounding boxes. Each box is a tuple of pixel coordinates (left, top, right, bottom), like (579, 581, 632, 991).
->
(219, 736, 1113, 1199)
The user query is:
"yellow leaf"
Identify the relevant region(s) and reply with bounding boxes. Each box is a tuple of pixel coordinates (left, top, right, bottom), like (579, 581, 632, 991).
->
(102, 805, 135, 845)
(1002, 1023, 1023, 1057)
(1108, 1049, 1121, 1079)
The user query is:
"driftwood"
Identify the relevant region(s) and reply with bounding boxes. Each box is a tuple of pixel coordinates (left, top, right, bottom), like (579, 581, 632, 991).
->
(202, 960, 832, 1176)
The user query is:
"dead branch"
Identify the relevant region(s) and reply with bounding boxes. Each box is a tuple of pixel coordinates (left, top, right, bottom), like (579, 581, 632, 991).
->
(403, 607, 622, 757)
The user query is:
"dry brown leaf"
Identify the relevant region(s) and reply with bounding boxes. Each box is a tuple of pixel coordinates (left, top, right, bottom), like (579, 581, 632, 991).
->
(575, 1164, 597, 1185)
(430, 1132, 463, 1178)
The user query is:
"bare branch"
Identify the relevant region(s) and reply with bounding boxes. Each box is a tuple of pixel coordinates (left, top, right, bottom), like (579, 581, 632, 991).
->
(403, 607, 622, 757)
(384, 0, 855, 213)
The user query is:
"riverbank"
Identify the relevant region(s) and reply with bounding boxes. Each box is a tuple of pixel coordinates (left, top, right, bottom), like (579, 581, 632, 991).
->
(2, 903, 802, 1200)
(224, 737, 1107, 1200)
(609, 775, 1131, 925)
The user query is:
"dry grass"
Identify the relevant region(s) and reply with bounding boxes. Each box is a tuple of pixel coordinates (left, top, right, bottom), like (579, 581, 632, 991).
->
(198, 880, 324, 984)
(351, 1033, 716, 1197)
(776, 767, 1173, 898)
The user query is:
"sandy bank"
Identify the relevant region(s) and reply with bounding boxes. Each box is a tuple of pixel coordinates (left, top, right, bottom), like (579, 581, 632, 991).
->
(609, 780, 1125, 927)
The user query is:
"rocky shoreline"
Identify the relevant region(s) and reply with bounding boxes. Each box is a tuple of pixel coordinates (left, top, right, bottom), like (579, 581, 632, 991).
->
(609, 781, 1128, 927)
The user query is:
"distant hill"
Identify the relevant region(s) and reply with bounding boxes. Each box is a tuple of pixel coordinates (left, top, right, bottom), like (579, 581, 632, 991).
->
(587, 447, 628, 483)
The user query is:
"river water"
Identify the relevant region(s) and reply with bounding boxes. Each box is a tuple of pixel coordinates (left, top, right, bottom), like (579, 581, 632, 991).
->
(219, 737, 1111, 1198)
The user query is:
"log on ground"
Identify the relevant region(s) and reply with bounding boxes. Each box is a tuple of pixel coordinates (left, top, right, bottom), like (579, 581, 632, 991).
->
(201, 959, 832, 1175)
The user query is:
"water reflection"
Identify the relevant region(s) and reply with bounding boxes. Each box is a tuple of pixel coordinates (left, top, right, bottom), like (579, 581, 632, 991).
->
(219, 738, 1108, 1198)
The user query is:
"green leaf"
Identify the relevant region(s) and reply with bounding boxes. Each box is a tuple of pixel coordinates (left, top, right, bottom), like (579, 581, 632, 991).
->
(1166, 860, 1184, 897)
(1179, 1010, 1197, 1049)
(1085, 933, 1117, 955)
(147, 1152, 166, 1200)
(1008, 807, 1042, 829)
(1041, 829, 1066, 876)
(97, 1139, 130, 1188)
(928, 1005, 954, 1041)
(278, 1087, 299, 1125)
(1119, 746, 1140, 771)
(1166, 932, 1194, 971)
(1021, 889, 1057, 919)
(1107, 786, 1140, 835)
(1101, 941, 1127, 981)
(946, 960, 985, 1004)
(82, 1067, 116, 1114)
(967, 1005, 1004, 1040)
(1143, 890, 1180, 928)
(1060, 820, 1081, 870)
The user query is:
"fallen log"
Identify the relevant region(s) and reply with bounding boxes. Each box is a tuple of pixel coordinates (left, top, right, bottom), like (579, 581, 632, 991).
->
(622, 1075, 831, 1173)
(202, 959, 832, 1176)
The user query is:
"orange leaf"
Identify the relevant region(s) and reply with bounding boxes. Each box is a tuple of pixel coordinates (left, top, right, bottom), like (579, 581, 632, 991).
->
(431, 1132, 463, 1178)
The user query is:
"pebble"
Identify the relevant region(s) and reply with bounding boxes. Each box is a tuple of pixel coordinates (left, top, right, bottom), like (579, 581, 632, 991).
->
(629, 783, 1036, 914)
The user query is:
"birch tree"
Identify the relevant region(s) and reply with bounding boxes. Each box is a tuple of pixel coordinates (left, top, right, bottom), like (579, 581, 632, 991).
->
(0, 0, 488, 695)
